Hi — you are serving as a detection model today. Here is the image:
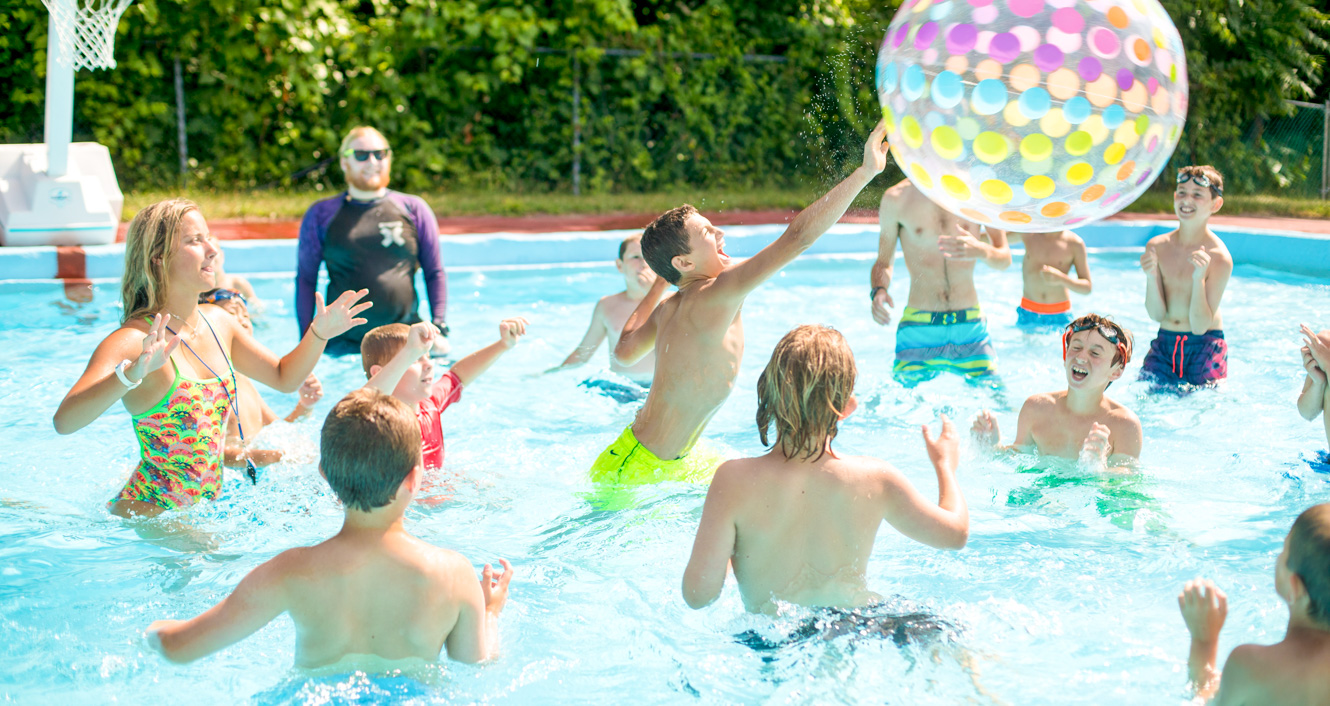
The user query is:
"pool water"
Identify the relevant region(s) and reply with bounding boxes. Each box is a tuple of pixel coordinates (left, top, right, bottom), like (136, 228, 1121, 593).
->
(1, 246, 1328, 704)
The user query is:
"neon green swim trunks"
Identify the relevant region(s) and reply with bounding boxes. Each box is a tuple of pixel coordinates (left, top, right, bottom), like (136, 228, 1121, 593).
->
(589, 425, 724, 485)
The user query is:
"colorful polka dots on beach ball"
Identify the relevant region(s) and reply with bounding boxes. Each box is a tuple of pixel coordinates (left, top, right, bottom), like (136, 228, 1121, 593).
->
(877, 0, 1188, 231)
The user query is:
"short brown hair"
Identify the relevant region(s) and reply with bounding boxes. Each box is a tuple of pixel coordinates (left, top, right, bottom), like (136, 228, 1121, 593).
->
(320, 388, 421, 511)
(641, 204, 698, 284)
(1063, 313, 1133, 367)
(360, 323, 411, 376)
(756, 325, 857, 461)
(618, 233, 642, 261)
(1177, 165, 1224, 198)
(1290, 503, 1330, 625)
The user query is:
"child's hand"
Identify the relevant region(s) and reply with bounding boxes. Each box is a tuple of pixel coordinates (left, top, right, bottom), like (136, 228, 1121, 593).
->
(144, 619, 179, 654)
(1139, 248, 1157, 275)
(298, 374, 323, 407)
(1178, 579, 1227, 644)
(1303, 346, 1327, 385)
(971, 410, 999, 449)
(482, 559, 514, 616)
(1189, 249, 1211, 281)
(1079, 422, 1111, 470)
(1039, 265, 1066, 285)
(939, 223, 985, 260)
(923, 414, 959, 473)
(871, 288, 894, 326)
(1301, 324, 1330, 369)
(499, 317, 529, 349)
(404, 322, 439, 358)
(311, 289, 372, 340)
(129, 314, 182, 382)
(861, 120, 890, 176)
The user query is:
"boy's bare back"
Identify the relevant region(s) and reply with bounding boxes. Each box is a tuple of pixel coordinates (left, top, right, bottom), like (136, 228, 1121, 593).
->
(708, 452, 920, 613)
(281, 531, 487, 667)
(1215, 633, 1330, 705)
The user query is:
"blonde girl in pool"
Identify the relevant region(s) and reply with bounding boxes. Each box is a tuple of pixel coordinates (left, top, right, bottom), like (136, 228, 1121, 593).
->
(52, 199, 371, 518)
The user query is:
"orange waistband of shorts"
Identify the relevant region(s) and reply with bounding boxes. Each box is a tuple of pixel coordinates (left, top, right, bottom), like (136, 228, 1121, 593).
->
(1019, 298, 1072, 314)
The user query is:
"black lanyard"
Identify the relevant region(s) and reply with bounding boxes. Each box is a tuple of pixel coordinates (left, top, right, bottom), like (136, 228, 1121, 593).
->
(166, 312, 259, 484)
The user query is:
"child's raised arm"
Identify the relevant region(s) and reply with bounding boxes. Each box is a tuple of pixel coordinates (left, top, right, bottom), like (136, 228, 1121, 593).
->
(682, 463, 740, 609)
(712, 121, 889, 302)
(450, 318, 528, 386)
(879, 416, 969, 550)
(145, 551, 292, 663)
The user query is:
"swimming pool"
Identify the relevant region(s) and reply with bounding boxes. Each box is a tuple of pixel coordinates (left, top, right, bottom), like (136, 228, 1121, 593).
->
(1, 245, 1327, 704)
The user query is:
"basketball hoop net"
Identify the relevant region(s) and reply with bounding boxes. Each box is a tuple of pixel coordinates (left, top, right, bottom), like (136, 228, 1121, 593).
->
(40, 0, 134, 71)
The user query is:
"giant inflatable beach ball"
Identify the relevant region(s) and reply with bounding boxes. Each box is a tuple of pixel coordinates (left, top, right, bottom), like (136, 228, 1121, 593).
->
(876, 0, 1187, 231)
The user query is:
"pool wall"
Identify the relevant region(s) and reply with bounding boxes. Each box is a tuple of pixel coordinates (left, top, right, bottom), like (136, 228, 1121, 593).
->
(0, 221, 1327, 282)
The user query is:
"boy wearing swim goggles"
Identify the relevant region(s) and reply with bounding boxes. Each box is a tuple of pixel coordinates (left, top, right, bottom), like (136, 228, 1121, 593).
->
(1138, 165, 1233, 388)
(973, 313, 1143, 470)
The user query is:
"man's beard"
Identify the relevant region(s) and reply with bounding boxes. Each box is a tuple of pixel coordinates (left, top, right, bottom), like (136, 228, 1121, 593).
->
(347, 169, 390, 192)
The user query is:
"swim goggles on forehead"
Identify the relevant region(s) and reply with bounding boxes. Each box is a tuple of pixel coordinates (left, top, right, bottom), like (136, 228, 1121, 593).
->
(1062, 321, 1128, 362)
(1176, 171, 1222, 196)
(200, 288, 247, 307)
(341, 148, 392, 162)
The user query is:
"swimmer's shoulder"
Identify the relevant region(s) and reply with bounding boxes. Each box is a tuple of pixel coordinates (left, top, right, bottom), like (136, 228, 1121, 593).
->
(1021, 391, 1060, 415)
(1146, 230, 1176, 250)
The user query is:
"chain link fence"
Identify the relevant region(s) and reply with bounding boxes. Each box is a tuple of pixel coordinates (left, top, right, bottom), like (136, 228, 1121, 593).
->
(1245, 100, 1329, 199)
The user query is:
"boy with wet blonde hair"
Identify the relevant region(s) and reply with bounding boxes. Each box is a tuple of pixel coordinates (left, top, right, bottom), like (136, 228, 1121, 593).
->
(973, 313, 1142, 469)
(683, 324, 969, 615)
(361, 318, 527, 469)
(145, 388, 513, 667)
(1178, 503, 1330, 704)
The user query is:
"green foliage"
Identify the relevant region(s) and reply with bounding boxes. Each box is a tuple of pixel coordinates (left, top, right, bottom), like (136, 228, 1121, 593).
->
(0, 0, 1326, 197)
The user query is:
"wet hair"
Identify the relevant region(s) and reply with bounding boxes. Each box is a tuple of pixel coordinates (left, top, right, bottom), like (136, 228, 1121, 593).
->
(339, 125, 389, 157)
(618, 233, 642, 261)
(756, 325, 857, 461)
(121, 199, 201, 324)
(359, 323, 411, 377)
(1063, 313, 1133, 368)
(641, 204, 698, 284)
(319, 388, 421, 512)
(1177, 165, 1224, 198)
(1289, 503, 1330, 625)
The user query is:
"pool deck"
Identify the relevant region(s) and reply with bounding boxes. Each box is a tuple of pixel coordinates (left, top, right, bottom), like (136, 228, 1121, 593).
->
(1, 210, 1327, 297)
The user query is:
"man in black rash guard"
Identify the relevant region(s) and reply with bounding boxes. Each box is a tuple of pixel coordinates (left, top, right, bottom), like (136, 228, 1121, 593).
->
(296, 126, 450, 355)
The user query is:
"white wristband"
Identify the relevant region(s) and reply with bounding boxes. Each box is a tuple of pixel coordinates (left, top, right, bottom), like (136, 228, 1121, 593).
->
(115, 359, 142, 389)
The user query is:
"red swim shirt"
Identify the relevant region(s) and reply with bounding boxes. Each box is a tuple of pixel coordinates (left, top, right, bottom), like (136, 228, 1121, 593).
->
(417, 371, 463, 469)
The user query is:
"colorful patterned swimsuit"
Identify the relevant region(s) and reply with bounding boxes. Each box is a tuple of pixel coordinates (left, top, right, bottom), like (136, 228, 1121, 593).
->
(111, 359, 235, 510)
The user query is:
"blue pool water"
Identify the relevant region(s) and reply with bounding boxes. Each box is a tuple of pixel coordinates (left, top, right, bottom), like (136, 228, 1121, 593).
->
(1, 244, 1328, 704)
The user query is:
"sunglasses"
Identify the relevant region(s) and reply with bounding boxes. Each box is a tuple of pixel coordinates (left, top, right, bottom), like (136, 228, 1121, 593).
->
(1177, 171, 1222, 196)
(201, 288, 248, 308)
(342, 148, 392, 162)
